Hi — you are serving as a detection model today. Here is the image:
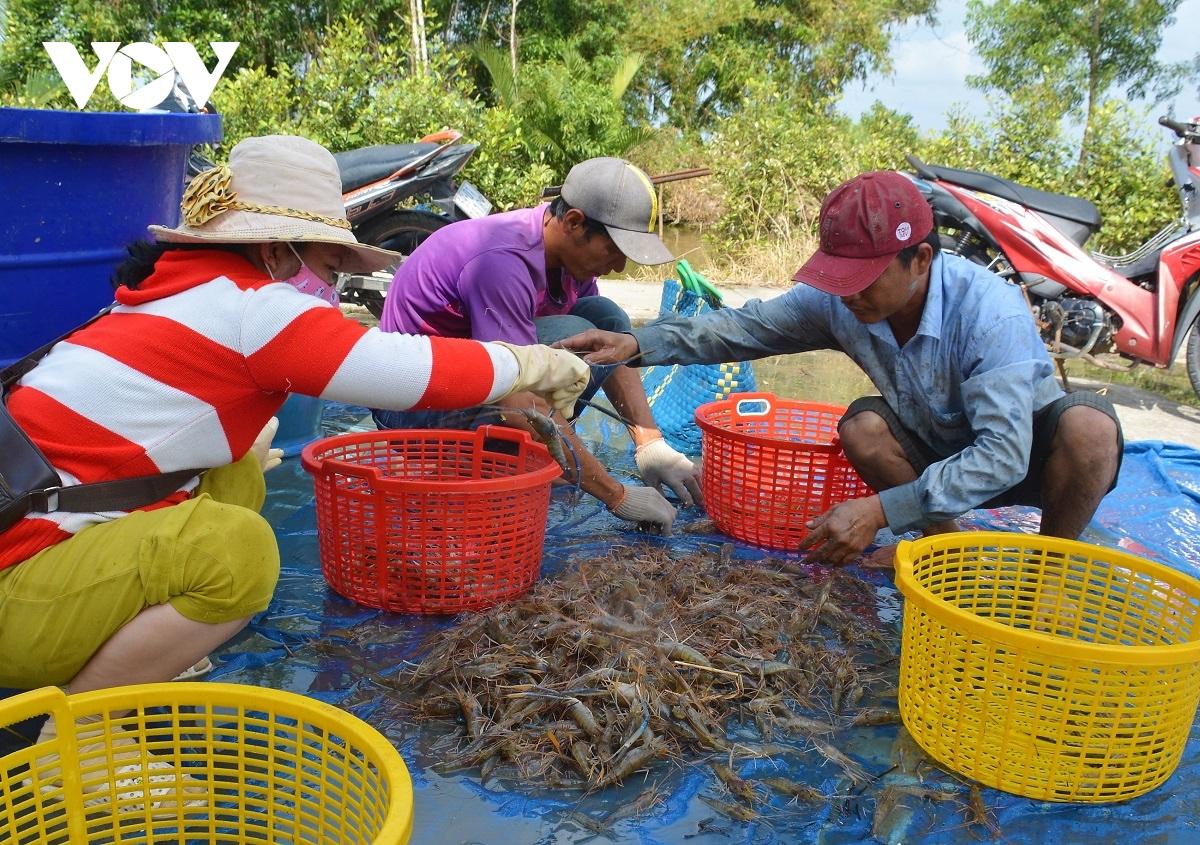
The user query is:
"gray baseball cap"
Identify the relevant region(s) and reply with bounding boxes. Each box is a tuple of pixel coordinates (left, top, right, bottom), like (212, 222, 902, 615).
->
(559, 157, 675, 265)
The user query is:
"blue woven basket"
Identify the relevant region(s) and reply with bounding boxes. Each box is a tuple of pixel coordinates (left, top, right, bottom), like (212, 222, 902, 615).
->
(641, 278, 757, 455)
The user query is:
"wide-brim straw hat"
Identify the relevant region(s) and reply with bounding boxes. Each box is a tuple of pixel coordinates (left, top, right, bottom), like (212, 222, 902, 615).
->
(149, 134, 400, 274)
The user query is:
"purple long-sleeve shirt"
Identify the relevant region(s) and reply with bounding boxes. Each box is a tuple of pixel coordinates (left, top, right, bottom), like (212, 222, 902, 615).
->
(379, 205, 599, 344)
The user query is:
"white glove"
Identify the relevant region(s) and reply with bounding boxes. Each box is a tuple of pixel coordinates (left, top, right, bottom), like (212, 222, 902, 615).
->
(635, 438, 703, 507)
(250, 417, 284, 473)
(608, 485, 677, 535)
(495, 343, 590, 416)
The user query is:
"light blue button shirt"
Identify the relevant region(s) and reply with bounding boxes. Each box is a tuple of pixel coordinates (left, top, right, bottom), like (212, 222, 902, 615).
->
(634, 253, 1063, 533)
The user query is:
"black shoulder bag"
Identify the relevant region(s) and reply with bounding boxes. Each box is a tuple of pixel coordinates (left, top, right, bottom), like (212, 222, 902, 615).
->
(0, 307, 202, 534)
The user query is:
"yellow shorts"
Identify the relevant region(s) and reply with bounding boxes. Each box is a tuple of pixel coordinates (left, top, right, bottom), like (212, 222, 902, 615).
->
(0, 454, 279, 688)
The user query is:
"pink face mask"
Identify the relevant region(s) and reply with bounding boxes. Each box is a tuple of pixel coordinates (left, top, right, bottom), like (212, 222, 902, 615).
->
(273, 244, 341, 306)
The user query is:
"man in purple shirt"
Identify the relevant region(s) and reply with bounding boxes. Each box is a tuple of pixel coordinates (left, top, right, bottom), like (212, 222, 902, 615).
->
(374, 157, 700, 534)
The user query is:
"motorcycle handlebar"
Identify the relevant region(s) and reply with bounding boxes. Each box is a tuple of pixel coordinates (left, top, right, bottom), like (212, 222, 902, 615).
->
(1159, 115, 1198, 137)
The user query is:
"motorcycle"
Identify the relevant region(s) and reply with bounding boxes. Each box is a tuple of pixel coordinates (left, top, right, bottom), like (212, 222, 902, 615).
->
(183, 117, 491, 317)
(905, 115, 1200, 398)
(331, 129, 492, 316)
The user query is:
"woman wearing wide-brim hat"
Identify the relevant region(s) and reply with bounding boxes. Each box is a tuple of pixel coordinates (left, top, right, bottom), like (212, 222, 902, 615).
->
(0, 136, 587, 756)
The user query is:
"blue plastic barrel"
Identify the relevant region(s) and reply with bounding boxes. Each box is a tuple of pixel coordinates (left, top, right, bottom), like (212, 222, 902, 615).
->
(274, 394, 326, 458)
(0, 107, 222, 366)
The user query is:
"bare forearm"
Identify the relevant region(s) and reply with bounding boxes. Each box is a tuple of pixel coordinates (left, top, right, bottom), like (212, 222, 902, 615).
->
(497, 391, 624, 506)
(601, 365, 663, 448)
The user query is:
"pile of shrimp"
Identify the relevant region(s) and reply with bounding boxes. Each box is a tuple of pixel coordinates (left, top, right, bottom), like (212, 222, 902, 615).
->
(392, 545, 903, 795)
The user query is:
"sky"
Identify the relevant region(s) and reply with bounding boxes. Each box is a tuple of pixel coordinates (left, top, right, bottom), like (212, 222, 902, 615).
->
(839, 0, 1200, 136)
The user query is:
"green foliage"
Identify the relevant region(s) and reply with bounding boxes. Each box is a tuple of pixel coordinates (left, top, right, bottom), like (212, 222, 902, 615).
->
(471, 41, 650, 177)
(707, 83, 925, 246)
(472, 43, 518, 107)
(966, 0, 1189, 162)
(436, 0, 935, 131)
(208, 65, 296, 151)
(466, 105, 556, 208)
(0, 0, 1182, 266)
(708, 79, 840, 244)
(516, 47, 650, 175)
(1068, 100, 1177, 254)
(699, 76, 1174, 258)
(0, 68, 65, 108)
(967, 0, 1185, 104)
(291, 18, 413, 152)
(211, 15, 550, 209)
(919, 84, 1073, 186)
(0, 0, 410, 84)
(850, 104, 923, 173)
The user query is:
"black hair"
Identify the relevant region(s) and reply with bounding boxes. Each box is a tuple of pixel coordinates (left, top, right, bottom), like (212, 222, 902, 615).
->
(895, 229, 941, 269)
(112, 240, 242, 290)
(548, 195, 608, 238)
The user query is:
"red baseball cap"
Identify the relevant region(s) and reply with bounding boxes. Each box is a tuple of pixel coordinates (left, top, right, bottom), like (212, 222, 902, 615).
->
(793, 171, 933, 296)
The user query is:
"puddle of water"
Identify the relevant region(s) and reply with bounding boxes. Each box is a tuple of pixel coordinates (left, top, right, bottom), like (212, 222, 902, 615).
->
(603, 225, 712, 280)
(658, 225, 708, 265)
(750, 349, 877, 409)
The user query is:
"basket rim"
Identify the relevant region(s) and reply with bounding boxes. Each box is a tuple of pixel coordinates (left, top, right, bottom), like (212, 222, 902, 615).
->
(300, 426, 561, 491)
(895, 531, 1200, 665)
(694, 391, 847, 453)
(0, 682, 414, 841)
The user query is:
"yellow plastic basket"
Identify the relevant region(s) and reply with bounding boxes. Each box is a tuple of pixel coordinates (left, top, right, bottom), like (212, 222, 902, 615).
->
(896, 532, 1200, 802)
(0, 683, 413, 844)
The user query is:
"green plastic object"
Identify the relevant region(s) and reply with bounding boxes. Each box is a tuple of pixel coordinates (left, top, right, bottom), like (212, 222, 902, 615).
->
(675, 259, 723, 307)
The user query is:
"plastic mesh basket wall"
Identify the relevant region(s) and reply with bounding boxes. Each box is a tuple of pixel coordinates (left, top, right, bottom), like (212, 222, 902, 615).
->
(0, 683, 412, 844)
(896, 531, 1200, 802)
(302, 426, 559, 613)
(695, 393, 872, 550)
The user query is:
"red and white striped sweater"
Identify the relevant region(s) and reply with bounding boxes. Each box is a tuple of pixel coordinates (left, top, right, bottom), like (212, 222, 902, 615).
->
(0, 250, 517, 570)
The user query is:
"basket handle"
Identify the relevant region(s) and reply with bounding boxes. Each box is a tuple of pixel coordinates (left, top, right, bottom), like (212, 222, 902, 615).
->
(894, 539, 914, 578)
(0, 685, 73, 732)
(473, 424, 539, 451)
(732, 392, 776, 418)
(0, 686, 87, 837)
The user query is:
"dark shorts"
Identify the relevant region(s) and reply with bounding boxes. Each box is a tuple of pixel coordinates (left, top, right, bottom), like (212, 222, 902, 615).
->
(839, 392, 1124, 510)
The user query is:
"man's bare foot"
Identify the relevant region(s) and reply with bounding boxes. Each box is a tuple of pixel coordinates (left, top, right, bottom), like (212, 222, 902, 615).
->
(861, 544, 899, 570)
(924, 518, 961, 536)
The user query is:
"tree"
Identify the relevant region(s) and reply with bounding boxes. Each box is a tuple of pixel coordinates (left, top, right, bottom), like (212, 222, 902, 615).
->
(966, 0, 1192, 165)
(0, 0, 411, 86)
(474, 41, 649, 174)
(435, 0, 935, 131)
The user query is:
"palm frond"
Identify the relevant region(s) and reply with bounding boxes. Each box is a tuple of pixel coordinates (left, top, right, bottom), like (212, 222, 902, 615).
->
(609, 53, 644, 100)
(473, 42, 519, 107)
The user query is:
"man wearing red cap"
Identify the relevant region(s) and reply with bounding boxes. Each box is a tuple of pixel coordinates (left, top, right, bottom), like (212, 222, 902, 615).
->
(558, 171, 1124, 563)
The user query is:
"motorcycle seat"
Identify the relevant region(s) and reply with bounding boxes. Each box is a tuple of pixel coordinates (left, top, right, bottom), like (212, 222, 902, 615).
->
(912, 160, 1102, 230)
(1100, 246, 1164, 280)
(334, 143, 441, 192)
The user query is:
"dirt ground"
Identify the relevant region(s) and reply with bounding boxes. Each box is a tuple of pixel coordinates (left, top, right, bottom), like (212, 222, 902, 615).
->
(1066, 376, 1200, 448)
(602, 278, 1200, 450)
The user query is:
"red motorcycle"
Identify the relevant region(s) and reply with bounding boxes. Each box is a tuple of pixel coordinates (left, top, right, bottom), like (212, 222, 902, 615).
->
(906, 116, 1200, 397)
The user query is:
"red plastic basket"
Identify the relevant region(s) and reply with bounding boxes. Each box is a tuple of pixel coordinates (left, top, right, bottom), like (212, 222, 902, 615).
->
(301, 426, 560, 613)
(695, 392, 873, 550)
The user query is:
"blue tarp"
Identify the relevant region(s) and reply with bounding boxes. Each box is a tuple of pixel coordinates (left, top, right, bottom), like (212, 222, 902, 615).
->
(204, 403, 1200, 845)
(6, 403, 1198, 843)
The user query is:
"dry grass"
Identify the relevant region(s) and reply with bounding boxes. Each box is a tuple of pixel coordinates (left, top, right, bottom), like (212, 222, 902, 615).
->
(1064, 357, 1200, 408)
(659, 176, 724, 229)
(622, 230, 817, 289)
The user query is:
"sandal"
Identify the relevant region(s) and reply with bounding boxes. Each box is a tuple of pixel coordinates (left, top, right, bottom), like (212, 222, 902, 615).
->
(172, 656, 214, 681)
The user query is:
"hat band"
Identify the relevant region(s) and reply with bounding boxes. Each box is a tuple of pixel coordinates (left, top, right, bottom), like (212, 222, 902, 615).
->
(182, 166, 352, 231)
